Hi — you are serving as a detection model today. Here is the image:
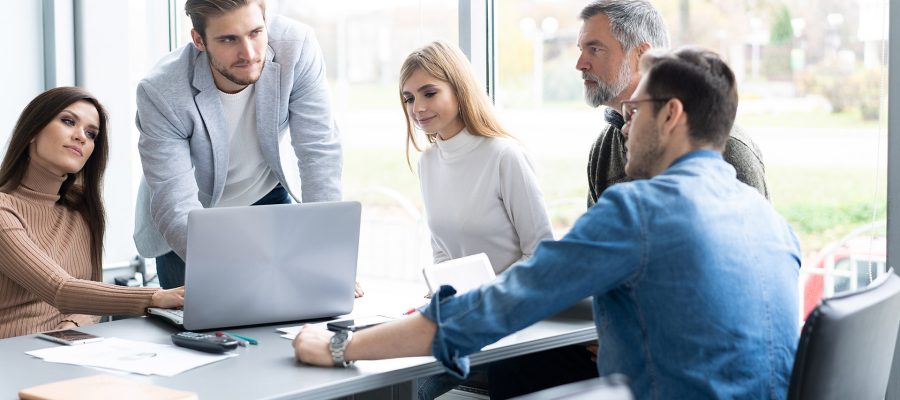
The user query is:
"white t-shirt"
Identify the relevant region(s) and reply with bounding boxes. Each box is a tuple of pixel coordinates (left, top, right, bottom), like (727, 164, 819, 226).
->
(418, 129, 554, 274)
(217, 85, 279, 207)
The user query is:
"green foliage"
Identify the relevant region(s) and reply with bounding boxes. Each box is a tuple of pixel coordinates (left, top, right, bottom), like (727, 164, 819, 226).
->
(853, 68, 884, 121)
(798, 63, 884, 120)
(737, 109, 878, 129)
(770, 5, 794, 45)
(767, 165, 886, 251)
(779, 201, 884, 235)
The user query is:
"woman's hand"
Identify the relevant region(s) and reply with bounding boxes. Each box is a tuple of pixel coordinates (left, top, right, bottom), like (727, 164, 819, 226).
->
(151, 287, 185, 309)
(55, 320, 78, 330)
(354, 282, 365, 298)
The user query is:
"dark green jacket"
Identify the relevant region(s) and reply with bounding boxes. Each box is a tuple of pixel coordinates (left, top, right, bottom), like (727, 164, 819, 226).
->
(587, 108, 769, 207)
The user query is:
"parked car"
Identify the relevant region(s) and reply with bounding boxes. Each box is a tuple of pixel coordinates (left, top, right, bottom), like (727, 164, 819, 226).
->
(800, 222, 886, 320)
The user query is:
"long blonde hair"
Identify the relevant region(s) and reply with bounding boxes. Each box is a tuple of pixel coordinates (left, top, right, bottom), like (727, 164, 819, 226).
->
(399, 41, 512, 168)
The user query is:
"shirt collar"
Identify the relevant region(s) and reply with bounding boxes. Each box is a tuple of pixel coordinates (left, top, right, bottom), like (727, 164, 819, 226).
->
(669, 149, 723, 168)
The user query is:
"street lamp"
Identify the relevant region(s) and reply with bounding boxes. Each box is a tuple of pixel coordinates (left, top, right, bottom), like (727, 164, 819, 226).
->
(520, 16, 559, 108)
(826, 13, 844, 56)
(790, 18, 806, 71)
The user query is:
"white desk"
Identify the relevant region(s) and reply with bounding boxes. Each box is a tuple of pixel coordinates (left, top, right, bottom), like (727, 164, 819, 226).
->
(0, 280, 596, 399)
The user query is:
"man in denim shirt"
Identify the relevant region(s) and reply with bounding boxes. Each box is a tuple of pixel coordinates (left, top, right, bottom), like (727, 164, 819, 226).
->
(294, 47, 801, 400)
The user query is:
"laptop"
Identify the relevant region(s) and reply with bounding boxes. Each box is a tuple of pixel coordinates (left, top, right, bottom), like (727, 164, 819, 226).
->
(147, 201, 361, 331)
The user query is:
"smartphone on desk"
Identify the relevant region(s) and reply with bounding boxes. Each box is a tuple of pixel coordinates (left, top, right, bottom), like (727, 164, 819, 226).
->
(327, 315, 395, 332)
(37, 329, 103, 345)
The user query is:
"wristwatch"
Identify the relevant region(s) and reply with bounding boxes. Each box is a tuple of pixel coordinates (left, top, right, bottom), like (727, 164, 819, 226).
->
(329, 330, 353, 368)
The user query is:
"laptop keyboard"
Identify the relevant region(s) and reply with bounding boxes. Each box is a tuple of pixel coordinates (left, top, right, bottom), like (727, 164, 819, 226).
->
(146, 307, 184, 327)
(167, 309, 184, 318)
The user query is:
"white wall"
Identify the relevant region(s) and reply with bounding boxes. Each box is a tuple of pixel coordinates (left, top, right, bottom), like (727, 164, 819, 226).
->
(2, 2, 45, 146)
(74, 0, 171, 265)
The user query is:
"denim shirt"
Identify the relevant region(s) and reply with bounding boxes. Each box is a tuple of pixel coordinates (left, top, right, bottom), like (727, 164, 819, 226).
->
(421, 150, 801, 400)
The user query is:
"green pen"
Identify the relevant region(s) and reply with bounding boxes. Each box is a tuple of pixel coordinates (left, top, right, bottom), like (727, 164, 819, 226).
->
(224, 332, 258, 345)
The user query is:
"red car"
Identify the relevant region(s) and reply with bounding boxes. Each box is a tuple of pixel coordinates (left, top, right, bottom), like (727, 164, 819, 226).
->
(800, 235, 886, 320)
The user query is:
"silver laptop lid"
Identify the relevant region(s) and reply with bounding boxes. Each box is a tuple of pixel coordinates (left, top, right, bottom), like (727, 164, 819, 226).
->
(182, 201, 360, 330)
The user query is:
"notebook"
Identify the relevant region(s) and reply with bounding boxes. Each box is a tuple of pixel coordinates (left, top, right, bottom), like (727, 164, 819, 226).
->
(422, 253, 496, 295)
(19, 374, 196, 400)
(147, 201, 361, 331)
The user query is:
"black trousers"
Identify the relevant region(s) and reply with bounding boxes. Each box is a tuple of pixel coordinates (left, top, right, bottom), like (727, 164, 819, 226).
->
(487, 344, 599, 399)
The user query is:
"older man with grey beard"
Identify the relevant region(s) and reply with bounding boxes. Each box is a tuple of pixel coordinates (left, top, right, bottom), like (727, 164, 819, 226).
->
(579, 0, 768, 206)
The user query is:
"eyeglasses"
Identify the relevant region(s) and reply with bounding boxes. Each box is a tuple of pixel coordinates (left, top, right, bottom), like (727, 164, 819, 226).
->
(621, 98, 672, 124)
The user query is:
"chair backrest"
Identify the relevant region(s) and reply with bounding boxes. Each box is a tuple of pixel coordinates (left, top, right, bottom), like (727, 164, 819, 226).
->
(788, 268, 900, 400)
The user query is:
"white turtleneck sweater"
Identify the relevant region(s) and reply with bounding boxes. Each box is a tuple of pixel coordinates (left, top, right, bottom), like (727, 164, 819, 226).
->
(418, 129, 553, 274)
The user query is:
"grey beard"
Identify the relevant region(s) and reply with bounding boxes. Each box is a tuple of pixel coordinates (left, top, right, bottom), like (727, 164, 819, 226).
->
(582, 62, 632, 108)
(583, 78, 614, 108)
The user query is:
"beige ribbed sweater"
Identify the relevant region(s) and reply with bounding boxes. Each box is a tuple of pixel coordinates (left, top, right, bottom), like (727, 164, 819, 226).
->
(0, 162, 158, 339)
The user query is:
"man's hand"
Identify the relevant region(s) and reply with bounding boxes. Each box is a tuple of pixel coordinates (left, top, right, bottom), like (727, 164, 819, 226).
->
(354, 282, 365, 298)
(151, 287, 185, 309)
(586, 342, 598, 363)
(293, 325, 337, 367)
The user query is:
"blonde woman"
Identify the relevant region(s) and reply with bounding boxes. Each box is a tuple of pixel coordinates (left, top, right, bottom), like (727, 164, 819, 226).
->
(402, 40, 553, 276)
(400, 41, 554, 399)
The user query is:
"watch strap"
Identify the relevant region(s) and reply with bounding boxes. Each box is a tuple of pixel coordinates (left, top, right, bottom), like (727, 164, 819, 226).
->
(330, 330, 353, 367)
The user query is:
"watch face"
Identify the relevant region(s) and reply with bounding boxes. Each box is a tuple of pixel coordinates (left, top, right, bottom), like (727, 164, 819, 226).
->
(330, 330, 350, 350)
(330, 330, 352, 366)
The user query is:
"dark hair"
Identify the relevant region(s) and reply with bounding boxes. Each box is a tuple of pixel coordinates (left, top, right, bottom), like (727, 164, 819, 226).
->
(0, 87, 109, 278)
(185, 0, 266, 41)
(580, 0, 669, 52)
(640, 46, 738, 148)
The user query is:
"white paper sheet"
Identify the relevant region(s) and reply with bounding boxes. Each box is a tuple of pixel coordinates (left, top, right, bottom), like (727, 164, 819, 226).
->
(277, 322, 329, 340)
(27, 337, 237, 376)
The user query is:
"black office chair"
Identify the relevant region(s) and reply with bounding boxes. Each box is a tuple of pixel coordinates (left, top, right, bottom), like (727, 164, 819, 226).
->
(788, 268, 900, 400)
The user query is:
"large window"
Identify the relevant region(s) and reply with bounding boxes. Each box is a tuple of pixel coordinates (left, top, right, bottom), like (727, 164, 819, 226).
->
(14, 1, 889, 296)
(173, 1, 891, 296)
(180, 1, 462, 280)
(493, 0, 889, 319)
(276, 1, 460, 281)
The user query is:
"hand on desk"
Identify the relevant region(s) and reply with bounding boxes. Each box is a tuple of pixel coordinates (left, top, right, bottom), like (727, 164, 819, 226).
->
(294, 314, 437, 367)
(151, 287, 185, 309)
(293, 325, 336, 367)
(354, 282, 365, 298)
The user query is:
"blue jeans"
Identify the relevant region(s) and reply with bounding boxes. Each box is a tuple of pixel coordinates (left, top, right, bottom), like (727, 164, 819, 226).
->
(155, 185, 291, 289)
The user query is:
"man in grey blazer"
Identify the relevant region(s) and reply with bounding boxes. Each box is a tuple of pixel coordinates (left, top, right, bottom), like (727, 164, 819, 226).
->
(134, 0, 342, 289)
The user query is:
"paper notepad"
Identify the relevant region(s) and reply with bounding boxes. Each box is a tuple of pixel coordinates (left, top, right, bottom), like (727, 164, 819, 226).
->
(25, 337, 236, 376)
(422, 253, 496, 295)
(18, 374, 196, 400)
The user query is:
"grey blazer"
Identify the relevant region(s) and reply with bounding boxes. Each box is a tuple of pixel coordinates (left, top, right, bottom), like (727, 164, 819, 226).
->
(133, 16, 342, 258)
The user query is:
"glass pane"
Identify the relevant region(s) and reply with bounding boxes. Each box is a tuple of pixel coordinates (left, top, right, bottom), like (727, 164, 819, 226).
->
(174, 1, 460, 280)
(493, 0, 889, 321)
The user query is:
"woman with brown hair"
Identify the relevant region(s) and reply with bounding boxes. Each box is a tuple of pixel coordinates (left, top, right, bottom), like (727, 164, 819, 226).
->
(0, 87, 183, 339)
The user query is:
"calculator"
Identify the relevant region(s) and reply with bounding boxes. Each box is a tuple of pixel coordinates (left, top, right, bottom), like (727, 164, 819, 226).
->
(171, 332, 238, 353)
